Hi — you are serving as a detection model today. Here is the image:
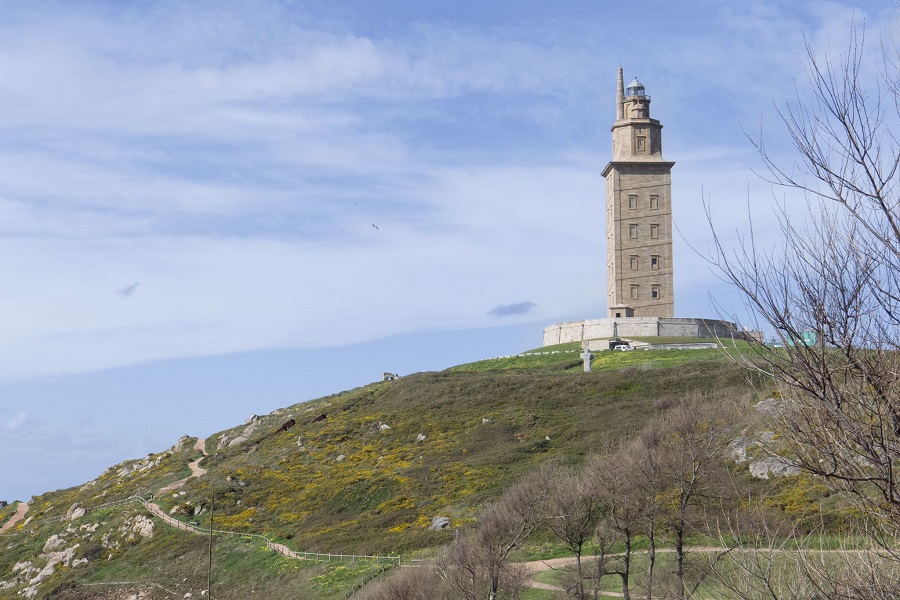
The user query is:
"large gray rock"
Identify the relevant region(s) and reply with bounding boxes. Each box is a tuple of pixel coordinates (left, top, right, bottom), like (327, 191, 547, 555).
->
(749, 458, 800, 479)
(42, 535, 65, 553)
(428, 516, 450, 531)
(66, 503, 86, 521)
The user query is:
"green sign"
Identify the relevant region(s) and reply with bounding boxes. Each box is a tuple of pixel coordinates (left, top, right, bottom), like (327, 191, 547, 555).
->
(786, 331, 817, 347)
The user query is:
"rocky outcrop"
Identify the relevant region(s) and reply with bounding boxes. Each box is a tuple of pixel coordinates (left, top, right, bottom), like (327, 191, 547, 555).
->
(749, 458, 800, 479)
(173, 435, 193, 452)
(126, 515, 154, 539)
(218, 415, 263, 449)
(13, 540, 82, 598)
(67, 503, 86, 521)
(729, 398, 801, 479)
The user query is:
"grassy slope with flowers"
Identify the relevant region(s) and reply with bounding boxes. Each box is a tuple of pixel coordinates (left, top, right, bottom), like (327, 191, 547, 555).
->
(1, 339, 783, 599)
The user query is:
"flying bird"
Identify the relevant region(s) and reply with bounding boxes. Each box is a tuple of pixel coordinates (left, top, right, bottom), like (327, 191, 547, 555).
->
(372, 224, 379, 230)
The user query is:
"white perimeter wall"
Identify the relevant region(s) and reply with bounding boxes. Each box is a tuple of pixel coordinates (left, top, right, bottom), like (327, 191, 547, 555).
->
(542, 317, 738, 346)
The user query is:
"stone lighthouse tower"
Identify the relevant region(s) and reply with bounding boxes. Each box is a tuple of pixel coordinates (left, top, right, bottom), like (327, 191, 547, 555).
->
(602, 67, 675, 318)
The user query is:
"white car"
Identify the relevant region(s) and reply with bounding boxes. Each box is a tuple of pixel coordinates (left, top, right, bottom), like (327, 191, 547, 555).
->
(613, 344, 633, 351)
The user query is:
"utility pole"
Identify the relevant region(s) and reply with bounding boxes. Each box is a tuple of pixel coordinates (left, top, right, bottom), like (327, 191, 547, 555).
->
(207, 494, 213, 599)
(207, 452, 216, 599)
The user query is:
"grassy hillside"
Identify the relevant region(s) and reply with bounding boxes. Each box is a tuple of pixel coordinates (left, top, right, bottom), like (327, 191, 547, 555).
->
(0, 340, 765, 599)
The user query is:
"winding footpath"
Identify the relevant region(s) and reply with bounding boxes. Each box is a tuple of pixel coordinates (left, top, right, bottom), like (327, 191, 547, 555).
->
(0, 501, 29, 534)
(156, 438, 208, 497)
(144, 438, 397, 563)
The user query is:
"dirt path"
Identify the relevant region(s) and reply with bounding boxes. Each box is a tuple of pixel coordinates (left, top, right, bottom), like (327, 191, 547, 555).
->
(156, 437, 208, 496)
(518, 548, 731, 596)
(519, 547, 728, 574)
(0, 502, 29, 534)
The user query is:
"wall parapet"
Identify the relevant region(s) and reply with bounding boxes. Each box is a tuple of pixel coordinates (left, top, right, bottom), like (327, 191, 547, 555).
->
(542, 317, 740, 347)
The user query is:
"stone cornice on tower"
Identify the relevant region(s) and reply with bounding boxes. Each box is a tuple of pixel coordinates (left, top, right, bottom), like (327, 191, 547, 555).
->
(601, 160, 675, 176)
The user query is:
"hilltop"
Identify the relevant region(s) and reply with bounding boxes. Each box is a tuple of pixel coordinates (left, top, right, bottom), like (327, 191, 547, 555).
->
(0, 340, 798, 599)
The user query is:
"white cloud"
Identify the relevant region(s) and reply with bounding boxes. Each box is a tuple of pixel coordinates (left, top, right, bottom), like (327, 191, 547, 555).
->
(0, 0, 889, 385)
(5, 412, 27, 431)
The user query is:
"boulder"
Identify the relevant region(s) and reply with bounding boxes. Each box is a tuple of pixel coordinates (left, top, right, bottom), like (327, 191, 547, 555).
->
(42, 535, 65, 553)
(428, 516, 450, 531)
(754, 398, 782, 414)
(66, 504, 86, 521)
(727, 437, 751, 463)
(749, 458, 800, 479)
(129, 515, 154, 538)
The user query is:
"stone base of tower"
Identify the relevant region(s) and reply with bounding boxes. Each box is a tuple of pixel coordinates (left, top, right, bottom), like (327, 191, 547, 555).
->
(541, 317, 741, 347)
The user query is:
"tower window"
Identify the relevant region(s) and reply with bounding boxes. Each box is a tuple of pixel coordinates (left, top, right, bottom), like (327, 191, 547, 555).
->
(630, 255, 639, 270)
(629, 224, 638, 239)
(650, 195, 659, 210)
(651, 255, 660, 270)
(650, 224, 660, 239)
(630, 285, 639, 300)
(652, 285, 661, 300)
(628, 195, 637, 209)
(637, 137, 646, 152)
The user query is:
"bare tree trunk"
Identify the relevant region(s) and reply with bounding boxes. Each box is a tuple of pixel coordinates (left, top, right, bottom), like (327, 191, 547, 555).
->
(675, 524, 685, 600)
(646, 521, 656, 600)
(621, 527, 632, 600)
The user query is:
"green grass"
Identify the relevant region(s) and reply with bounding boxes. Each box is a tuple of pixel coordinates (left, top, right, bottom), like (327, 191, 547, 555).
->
(451, 338, 755, 374)
(520, 588, 556, 600)
(0, 338, 846, 600)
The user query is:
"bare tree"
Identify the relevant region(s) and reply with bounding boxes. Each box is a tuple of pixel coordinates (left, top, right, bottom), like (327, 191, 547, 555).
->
(708, 19, 900, 545)
(545, 462, 602, 599)
(589, 517, 622, 600)
(630, 426, 668, 600)
(702, 500, 900, 600)
(355, 564, 445, 600)
(471, 465, 553, 600)
(439, 538, 482, 600)
(654, 395, 733, 599)
(585, 450, 645, 600)
(701, 500, 810, 600)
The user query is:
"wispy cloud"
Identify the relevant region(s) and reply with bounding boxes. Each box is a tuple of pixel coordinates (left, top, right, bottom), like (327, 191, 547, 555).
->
(0, 0, 886, 384)
(488, 301, 537, 318)
(5, 412, 27, 431)
(117, 282, 140, 297)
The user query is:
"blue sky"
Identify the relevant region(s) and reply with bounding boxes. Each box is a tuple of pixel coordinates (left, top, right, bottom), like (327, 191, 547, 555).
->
(0, 0, 894, 502)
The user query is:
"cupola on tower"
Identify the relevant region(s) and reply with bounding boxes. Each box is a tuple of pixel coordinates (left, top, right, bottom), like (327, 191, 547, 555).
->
(601, 67, 675, 318)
